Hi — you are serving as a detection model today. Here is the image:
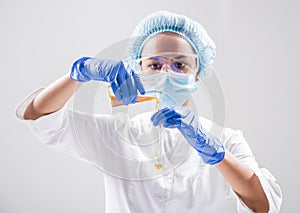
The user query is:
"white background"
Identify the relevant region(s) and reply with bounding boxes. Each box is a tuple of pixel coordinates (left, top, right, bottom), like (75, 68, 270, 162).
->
(1, 0, 299, 212)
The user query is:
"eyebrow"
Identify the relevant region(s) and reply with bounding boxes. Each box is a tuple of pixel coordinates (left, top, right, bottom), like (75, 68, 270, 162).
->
(152, 56, 165, 62)
(173, 55, 188, 60)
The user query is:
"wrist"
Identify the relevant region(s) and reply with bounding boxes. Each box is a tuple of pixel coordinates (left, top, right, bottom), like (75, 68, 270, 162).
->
(196, 132, 225, 165)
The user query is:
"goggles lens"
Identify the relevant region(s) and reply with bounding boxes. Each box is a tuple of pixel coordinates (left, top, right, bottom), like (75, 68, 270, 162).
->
(133, 52, 199, 75)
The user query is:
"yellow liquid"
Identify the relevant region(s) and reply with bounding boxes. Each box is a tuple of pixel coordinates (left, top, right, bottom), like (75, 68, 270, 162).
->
(108, 87, 162, 169)
(154, 164, 163, 169)
(109, 95, 159, 108)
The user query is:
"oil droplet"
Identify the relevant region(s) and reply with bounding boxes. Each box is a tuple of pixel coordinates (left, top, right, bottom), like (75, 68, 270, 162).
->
(154, 164, 163, 169)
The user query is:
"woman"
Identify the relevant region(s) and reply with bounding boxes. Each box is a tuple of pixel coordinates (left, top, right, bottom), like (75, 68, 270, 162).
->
(16, 11, 282, 212)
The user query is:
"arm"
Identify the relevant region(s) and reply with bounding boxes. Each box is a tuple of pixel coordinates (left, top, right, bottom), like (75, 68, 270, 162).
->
(24, 57, 146, 120)
(215, 151, 269, 213)
(151, 107, 272, 212)
(24, 73, 82, 120)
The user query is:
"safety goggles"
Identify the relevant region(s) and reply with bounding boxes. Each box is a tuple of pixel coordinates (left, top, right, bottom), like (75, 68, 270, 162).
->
(132, 52, 199, 76)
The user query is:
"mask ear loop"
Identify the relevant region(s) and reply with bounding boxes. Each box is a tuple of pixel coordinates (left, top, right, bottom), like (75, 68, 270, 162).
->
(195, 55, 201, 81)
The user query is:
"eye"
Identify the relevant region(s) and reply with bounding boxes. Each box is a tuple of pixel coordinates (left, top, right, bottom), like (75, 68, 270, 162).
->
(175, 62, 185, 69)
(149, 63, 162, 70)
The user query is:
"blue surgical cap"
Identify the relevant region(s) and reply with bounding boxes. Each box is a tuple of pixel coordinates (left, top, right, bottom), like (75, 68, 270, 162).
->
(128, 11, 216, 78)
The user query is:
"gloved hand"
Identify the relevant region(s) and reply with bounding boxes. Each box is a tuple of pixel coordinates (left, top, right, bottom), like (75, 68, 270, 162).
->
(70, 57, 145, 105)
(151, 106, 225, 165)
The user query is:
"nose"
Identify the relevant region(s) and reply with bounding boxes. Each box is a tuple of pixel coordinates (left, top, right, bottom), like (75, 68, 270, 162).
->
(161, 64, 171, 72)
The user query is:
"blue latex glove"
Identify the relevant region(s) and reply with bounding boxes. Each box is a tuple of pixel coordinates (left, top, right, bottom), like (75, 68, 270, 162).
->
(70, 57, 145, 105)
(151, 106, 225, 165)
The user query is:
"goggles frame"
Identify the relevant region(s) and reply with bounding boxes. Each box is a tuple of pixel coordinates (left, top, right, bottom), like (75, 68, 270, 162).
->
(129, 52, 199, 76)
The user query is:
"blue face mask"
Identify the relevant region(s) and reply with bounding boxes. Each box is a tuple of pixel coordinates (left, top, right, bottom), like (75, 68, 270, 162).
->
(140, 72, 197, 109)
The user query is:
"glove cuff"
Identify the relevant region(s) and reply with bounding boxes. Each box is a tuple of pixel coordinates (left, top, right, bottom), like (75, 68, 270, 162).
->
(196, 127, 225, 165)
(70, 57, 93, 82)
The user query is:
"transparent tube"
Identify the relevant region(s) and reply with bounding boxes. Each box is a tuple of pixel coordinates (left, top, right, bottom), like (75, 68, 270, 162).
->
(108, 86, 163, 169)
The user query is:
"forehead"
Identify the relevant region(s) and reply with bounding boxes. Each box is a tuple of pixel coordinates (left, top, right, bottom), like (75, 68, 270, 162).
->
(141, 32, 195, 56)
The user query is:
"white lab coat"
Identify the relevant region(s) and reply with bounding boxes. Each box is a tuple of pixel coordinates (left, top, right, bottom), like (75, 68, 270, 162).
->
(16, 88, 282, 213)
